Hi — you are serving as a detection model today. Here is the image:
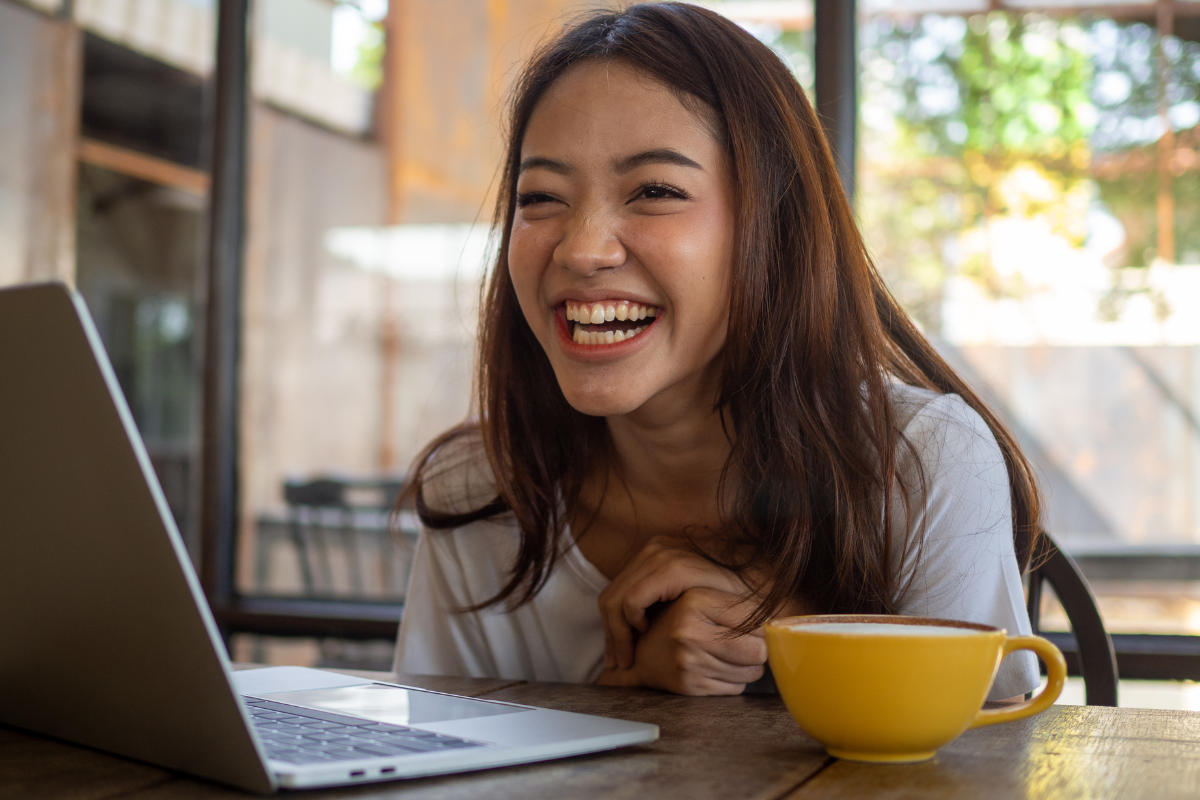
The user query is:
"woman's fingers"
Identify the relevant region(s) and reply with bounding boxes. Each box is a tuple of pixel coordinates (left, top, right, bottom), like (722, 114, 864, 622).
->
(629, 593, 768, 694)
(679, 646, 765, 686)
(680, 588, 768, 666)
(620, 556, 744, 628)
(599, 539, 748, 669)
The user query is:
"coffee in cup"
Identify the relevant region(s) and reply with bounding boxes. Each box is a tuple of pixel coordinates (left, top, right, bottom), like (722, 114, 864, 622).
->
(764, 614, 1066, 763)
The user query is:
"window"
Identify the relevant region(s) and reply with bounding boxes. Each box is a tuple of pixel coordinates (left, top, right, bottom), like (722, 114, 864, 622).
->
(856, 1, 1200, 652)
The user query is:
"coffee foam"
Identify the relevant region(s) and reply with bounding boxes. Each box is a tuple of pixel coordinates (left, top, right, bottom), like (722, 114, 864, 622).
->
(791, 622, 984, 636)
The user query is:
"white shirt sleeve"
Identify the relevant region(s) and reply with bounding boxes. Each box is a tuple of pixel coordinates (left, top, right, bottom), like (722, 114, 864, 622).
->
(393, 529, 496, 677)
(394, 519, 610, 683)
(892, 391, 1040, 700)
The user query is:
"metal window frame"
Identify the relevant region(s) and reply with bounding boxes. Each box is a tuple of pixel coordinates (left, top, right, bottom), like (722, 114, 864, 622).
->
(198, 0, 1200, 681)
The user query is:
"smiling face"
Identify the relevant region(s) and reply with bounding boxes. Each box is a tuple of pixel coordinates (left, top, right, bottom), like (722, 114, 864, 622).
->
(508, 59, 737, 420)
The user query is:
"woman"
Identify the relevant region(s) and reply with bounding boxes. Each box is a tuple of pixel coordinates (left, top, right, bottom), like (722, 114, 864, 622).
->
(394, 3, 1041, 700)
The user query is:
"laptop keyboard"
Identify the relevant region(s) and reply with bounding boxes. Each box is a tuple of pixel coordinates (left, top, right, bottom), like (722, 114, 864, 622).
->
(244, 697, 485, 765)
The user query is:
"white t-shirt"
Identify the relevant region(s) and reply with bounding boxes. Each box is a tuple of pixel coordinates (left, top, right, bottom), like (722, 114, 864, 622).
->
(394, 383, 1040, 700)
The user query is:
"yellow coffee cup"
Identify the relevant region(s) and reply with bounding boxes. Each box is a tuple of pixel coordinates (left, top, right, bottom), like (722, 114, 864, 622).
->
(764, 614, 1067, 763)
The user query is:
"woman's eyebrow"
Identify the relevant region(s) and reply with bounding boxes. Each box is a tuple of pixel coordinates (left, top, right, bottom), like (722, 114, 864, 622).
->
(519, 156, 572, 175)
(614, 148, 703, 173)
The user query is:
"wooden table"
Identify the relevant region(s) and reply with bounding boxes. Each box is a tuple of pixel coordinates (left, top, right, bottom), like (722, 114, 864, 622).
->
(3, 669, 1200, 799)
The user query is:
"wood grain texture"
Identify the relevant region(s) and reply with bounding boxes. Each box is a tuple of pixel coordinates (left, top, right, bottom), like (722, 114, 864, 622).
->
(0, 724, 173, 800)
(6, 677, 1200, 799)
(786, 705, 1200, 800)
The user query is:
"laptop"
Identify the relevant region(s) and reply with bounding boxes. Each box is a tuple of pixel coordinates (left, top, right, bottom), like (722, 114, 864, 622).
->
(0, 282, 658, 792)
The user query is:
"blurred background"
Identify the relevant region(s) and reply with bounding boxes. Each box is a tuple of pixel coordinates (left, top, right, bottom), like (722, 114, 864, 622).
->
(3, 0, 1200, 703)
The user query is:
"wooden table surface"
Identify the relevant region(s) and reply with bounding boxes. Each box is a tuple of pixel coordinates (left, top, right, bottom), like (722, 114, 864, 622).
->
(3, 668, 1200, 799)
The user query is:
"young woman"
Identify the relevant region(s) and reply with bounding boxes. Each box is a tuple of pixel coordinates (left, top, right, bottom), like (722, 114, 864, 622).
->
(394, 3, 1042, 700)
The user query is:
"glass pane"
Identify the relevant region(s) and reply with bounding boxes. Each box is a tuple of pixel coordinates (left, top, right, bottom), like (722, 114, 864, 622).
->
(75, 164, 207, 555)
(710, 0, 815, 97)
(72, 33, 210, 560)
(238, 0, 472, 603)
(859, 3, 1200, 634)
(235, 1, 815, 605)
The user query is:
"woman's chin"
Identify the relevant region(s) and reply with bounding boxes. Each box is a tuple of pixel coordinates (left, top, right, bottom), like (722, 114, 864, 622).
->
(560, 386, 648, 419)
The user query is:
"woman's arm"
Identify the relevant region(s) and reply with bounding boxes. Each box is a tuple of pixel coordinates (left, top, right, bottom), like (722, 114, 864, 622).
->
(893, 392, 1040, 701)
(394, 531, 493, 676)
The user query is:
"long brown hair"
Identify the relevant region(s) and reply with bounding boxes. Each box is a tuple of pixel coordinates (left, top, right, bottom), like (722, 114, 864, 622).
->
(407, 3, 1041, 629)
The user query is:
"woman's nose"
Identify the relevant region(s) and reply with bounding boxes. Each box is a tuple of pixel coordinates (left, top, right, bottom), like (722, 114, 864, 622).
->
(553, 209, 626, 276)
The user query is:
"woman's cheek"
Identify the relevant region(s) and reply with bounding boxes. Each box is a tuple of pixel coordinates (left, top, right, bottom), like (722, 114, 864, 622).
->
(506, 246, 548, 346)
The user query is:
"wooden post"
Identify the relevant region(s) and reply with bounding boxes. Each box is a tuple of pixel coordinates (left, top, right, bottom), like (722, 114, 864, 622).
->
(1157, 0, 1176, 265)
(378, 277, 400, 472)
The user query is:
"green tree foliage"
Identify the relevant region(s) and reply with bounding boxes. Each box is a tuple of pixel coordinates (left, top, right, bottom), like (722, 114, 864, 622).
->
(851, 12, 1200, 332)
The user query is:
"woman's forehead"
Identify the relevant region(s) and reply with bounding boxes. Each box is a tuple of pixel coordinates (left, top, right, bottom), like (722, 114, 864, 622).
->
(520, 60, 721, 162)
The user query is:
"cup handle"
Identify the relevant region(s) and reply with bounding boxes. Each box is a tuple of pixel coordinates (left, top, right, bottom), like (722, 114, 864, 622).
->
(968, 635, 1068, 730)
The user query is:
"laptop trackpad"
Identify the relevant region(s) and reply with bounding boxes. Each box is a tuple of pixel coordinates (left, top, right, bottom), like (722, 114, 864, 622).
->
(262, 684, 529, 726)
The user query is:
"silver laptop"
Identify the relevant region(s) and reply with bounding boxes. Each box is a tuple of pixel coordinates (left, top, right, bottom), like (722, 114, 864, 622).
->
(0, 282, 658, 792)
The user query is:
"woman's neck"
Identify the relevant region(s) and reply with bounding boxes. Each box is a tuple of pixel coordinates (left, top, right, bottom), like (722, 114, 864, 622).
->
(571, 366, 734, 580)
(604, 393, 732, 520)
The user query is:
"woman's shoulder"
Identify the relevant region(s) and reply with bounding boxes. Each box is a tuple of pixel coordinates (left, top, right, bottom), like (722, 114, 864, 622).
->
(886, 382, 1002, 473)
(416, 425, 502, 518)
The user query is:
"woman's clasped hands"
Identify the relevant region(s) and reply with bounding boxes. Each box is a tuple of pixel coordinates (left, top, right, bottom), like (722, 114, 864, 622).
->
(594, 536, 769, 696)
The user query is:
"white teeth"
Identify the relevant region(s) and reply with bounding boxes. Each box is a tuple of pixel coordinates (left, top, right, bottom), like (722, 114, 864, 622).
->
(570, 323, 650, 346)
(566, 301, 658, 346)
(565, 301, 660, 324)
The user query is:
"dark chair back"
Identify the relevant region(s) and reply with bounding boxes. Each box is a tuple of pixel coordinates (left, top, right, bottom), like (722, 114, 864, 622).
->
(1026, 532, 1119, 706)
(278, 476, 409, 598)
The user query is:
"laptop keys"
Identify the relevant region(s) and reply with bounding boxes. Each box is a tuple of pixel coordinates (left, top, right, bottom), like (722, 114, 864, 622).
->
(245, 698, 485, 764)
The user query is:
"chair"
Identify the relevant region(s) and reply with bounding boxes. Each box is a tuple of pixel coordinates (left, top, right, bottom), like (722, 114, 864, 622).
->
(271, 477, 409, 598)
(1026, 531, 1119, 706)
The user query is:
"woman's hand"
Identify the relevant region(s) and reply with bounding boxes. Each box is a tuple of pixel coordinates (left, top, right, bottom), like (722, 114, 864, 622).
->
(598, 535, 753, 670)
(595, 587, 767, 695)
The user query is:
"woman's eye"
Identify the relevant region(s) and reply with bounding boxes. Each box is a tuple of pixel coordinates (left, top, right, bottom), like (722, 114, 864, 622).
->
(633, 183, 689, 202)
(516, 192, 556, 208)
